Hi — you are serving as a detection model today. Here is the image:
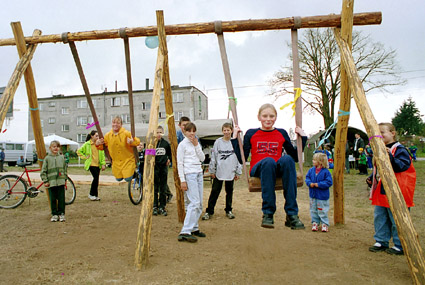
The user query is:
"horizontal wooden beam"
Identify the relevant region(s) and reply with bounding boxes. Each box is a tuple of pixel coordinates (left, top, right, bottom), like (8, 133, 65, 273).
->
(0, 12, 381, 46)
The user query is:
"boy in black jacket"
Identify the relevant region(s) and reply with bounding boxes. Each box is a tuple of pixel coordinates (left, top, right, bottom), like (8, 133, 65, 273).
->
(154, 126, 172, 216)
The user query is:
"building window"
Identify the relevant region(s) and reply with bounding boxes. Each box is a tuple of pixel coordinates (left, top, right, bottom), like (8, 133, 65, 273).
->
(92, 99, 97, 108)
(176, 111, 184, 122)
(62, 125, 70, 132)
(77, 100, 87, 109)
(159, 112, 166, 119)
(198, 95, 202, 112)
(173, 92, 184, 103)
(39, 103, 44, 111)
(142, 120, 149, 124)
(122, 97, 129, 106)
(122, 114, 130, 124)
(61, 107, 69, 114)
(48, 117, 56, 124)
(111, 97, 120, 107)
(77, 134, 86, 143)
(160, 93, 164, 100)
(48, 102, 56, 107)
(77, 116, 88, 126)
(141, 102, 151, 110)
(41, 120, 44, 127)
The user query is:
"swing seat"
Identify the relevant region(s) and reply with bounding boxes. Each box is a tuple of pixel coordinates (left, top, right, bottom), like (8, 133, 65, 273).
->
(248, 173, 304, 192)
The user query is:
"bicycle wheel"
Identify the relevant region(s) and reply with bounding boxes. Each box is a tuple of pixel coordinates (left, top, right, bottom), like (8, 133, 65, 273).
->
(0, 175, 27, 209)
(64, 177, 76, 205)
(128, 172, 143, 205)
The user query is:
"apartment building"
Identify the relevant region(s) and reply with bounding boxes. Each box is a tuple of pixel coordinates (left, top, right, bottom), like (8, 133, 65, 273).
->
(28, 85, 208, 143)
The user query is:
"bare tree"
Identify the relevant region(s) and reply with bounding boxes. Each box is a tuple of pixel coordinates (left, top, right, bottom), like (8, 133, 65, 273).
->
(269, 28, 405, 128)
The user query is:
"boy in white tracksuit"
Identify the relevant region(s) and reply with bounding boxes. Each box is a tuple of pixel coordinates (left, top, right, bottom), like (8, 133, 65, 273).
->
(177, 123, 206, 243)
(202, 123, 242, 220)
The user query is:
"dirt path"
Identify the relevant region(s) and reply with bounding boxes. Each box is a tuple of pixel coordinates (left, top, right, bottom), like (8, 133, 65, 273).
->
(1, 166, 424, 284)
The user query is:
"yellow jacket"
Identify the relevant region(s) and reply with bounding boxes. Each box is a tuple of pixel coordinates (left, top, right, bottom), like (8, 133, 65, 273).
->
(98, 127, 140, 179)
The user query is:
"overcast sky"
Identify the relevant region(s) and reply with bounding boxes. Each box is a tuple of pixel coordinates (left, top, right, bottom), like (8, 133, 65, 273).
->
(0, 0, 424, 142)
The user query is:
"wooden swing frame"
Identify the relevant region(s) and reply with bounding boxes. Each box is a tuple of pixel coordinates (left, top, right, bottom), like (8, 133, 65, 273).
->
(1, 3, 424, 283)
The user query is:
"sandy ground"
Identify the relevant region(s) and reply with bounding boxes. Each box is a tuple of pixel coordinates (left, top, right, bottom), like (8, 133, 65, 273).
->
(1, 162, 424, 284)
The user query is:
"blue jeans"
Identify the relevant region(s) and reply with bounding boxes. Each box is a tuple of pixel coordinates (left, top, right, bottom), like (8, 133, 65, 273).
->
(180, 172, 203, 234)
(250, 156, 298, 216)
(310, 198, 329, 226)
(373, 206, 403, 249)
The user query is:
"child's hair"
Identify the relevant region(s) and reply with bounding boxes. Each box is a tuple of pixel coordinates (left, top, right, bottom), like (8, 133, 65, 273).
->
(258, 103, 277, 117)
(86, 130, 98, 142)
(222, 122, 233, 131)
(157, 125, 164, 132)
(112, 116, 123, 124)
(378, 122, 396, 135)
(313, 152, 329, 168)
(184, 122, 197, 132)
(50, 140, 61, 148)
(179, 116, 191, 125)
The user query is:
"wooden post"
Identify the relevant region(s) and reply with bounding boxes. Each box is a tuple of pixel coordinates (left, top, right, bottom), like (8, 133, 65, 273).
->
(66, 40, 111, 161)
(333, 0, 354, 225)
(0, 32, 39, 140)
(0, 12, 382, 46)
(157, 14, 185, 223)
(334, 29, 425, 285)
(121, 30, 139, 163)
(215, 21, 249, 185)
(291, 26, 304, 184)
(10, 24, 46, 169)
(134, 11, 166, 270)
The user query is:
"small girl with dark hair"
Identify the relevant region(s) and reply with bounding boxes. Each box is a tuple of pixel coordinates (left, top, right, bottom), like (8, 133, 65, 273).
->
(177, 122, 206, 242)
(77, 130, 106, 201)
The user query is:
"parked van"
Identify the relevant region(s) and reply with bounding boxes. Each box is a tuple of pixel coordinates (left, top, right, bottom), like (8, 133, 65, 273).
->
(0, 142, 36, 166)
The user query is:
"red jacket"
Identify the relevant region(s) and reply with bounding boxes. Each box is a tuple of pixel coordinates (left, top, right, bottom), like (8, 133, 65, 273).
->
(371, 142, 416, 208)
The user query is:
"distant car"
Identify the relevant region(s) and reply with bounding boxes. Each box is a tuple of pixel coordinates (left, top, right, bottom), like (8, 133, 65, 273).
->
(0, 142, 34, 166)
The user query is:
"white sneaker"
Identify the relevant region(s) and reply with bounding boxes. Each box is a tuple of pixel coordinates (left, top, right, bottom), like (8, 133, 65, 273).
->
(202, 213, 212, 220)
(226, 211, 235, 219)
(321, 224, 329, 232)
(312, 222, 319, 232)
(95, 196, 101, 201)
(59, 214, 66, 222)
(88, 195, 97, 201)
(51, 215, 59, 222)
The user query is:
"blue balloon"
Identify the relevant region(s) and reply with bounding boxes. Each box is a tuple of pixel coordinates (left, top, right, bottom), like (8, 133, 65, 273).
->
(145, 36, 159, 49)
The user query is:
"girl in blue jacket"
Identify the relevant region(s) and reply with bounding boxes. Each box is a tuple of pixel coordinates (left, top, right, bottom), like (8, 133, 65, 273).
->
(305, 152, 333, 232)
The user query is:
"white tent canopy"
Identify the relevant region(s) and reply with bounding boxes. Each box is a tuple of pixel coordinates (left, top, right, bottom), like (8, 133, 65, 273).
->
(28, 134, 80, 150)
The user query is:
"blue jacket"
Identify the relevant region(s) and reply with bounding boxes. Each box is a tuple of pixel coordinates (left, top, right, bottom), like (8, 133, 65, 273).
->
(305, 167, 333, 200)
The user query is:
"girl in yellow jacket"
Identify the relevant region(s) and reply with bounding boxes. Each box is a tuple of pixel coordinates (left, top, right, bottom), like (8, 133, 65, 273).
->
(96, 116, 140, 182)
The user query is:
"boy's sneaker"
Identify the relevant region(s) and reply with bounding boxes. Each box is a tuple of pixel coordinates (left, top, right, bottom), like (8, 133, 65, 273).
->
(88, 195, 97, 201)
(178, 234, 197, 243)
(312, 222, 319, 232)
(321, 224, 329, 232)
(51, 215, 59, 222)
(159, 208, 168, 216)
(191, 230, 206, 237)
(285, 215, 305, 230)
(226, 211, 235, 219)
(386, 246, 404, 255)
(153, 207, 158, 216)
(95, 197, 101, 201)
(369, 242, 389, 252)
(261, 214, 274, 229)
(202, 213, 212, 220)
(59, 214, 66, 222)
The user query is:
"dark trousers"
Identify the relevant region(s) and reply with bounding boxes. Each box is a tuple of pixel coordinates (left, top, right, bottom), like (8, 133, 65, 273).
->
(251, 156, 298, 216)
(49, 185, 65, 216)
(89, 166, 100, 197)
(154, 165, 168, 209)
(0, 160, 3, 172)
(358, 164, 368, 175)
(206, 178, 234, 215)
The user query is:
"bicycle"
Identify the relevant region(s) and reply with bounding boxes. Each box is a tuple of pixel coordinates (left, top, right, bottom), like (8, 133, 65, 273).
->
(0, 163, 76, 209)
(128, 164, 143, 205)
